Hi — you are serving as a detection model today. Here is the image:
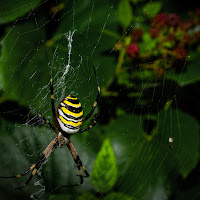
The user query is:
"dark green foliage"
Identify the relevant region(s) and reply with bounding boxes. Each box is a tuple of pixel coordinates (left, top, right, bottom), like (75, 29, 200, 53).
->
(0, 0, 200, 200)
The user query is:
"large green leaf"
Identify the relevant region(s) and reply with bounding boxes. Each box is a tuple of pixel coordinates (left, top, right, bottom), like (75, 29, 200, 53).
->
(0, 0, 41, 23)
(0, 0, 117, 115)
(104, 109, 199, 199)
(0, 16, 49, 104)
(103, 192, 133, 200)
(91, 138, 118, 193)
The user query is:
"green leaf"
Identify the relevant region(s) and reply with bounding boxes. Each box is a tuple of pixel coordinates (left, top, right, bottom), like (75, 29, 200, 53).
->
(0, 0, 117, 114)
(0, 72, 3, 90)
(166, 52, 200, 86)
(105, 109, 199, 198)
(143, 1, 162, 18)
(0, 17, 49, 105)
(117, 0, 133, 28)
(130, 0, 139, 4)
(0, 0, 41, 23)
(162, 40, 175, 48)
(42, 194, 71, 200)
(140, 32, 158, 54)
(103, 192, 133, 200)
(77, 192, 98, 200)
(130, 0, 146, 4)
(91, 138, 118, 193)
(156, 109, 199, 178)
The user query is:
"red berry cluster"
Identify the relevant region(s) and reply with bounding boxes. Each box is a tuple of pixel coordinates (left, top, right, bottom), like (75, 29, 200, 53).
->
(148, 12, 194, 75)
(152, 13, 170, 27)
(126, 43, 140, 57)
(149, 11, 200, 54)
(126, 28, 143, 58)
(115, 9, 200, 79)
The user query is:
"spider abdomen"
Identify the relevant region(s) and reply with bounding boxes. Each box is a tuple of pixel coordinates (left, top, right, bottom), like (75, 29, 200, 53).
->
(57, 95, 83, 134)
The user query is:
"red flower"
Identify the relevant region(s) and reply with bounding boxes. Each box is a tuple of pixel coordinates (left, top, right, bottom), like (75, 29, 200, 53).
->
(126, 43, 139, 57)
(152, 13, 169, 27)
(168, 13, 181, 26)
(149, 27, 160, 38)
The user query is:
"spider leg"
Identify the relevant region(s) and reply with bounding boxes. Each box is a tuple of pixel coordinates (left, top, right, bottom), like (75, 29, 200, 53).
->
(15, 154, 47, 189)
(16, 136, 58, 189)
(0, 167, 32, 179)
(29, 106, 59, 135)
(82, 66, 101, 122)
(78, 114, 97, 133)
(0, 137, 58, 189)
(62, 141, 89, 187)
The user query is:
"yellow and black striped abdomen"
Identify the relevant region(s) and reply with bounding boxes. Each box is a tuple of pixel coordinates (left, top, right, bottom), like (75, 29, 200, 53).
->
(57, 95, 83, 134)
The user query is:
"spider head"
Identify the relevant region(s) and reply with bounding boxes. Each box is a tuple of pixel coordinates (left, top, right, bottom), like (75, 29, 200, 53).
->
(56, 95, 83, 135)
(58, 132, 69, 147)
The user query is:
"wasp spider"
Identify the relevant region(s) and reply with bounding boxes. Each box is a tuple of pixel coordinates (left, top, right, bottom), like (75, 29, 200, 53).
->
(0, 53, 100, 189)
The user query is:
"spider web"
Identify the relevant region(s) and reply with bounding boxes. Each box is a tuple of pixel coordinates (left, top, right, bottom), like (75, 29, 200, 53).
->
(0, 0, 199, 200)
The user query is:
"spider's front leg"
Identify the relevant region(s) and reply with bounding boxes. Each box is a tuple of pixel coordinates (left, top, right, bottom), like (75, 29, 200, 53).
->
(62, 140, 89, 187)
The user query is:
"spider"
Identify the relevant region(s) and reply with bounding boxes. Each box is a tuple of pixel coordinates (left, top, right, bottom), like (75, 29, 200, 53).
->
(0, 53, 101, 189)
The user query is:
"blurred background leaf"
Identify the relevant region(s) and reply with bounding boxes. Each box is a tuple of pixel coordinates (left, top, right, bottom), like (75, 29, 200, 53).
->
(117, 0, 133, 28)
(142, 1, 162, 17)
